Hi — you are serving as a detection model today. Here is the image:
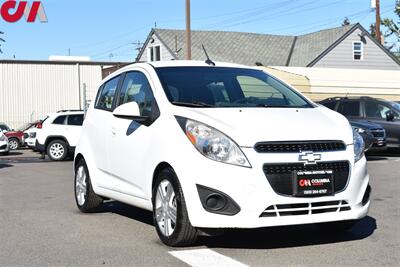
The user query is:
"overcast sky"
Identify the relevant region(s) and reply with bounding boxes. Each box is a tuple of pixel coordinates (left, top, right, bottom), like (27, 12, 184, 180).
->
(0, 0, 397, 62)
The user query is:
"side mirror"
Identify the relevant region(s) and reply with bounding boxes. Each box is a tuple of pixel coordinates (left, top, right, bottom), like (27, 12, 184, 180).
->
(113, 102, 148, 123)
(386, 111, 395, 122)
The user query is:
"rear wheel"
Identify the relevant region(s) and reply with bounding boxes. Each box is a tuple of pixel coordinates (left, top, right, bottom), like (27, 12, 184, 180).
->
(47, 140, 68, 161)
(74, 159, 103, 212)
(8, 138, 19, 150)
(153, 168, 198, 247)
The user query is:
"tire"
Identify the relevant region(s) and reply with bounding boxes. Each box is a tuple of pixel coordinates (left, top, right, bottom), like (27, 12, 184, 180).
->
(8, 138, 19, 150)
(47, 140, 68, 161)
(74, 159, 103, 213)
(317, 220, 357, 233)
(152, 167, 198, 247)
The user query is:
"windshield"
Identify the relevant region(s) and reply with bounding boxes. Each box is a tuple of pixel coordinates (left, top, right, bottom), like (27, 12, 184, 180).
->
(390, 101, 400, 111)
(155, 67, 313, 108)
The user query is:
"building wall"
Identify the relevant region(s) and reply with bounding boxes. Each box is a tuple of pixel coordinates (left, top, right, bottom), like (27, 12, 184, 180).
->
(314, 28, 400, 70)
(0, 62, 108, 128)
(272, 66, 400, 101)
(138, 33, 175, 62)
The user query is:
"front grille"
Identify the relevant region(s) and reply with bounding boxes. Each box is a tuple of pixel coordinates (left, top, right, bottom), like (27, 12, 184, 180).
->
(29, 132, 36, 138)
(263, 161, 350, 196)
(260, 200, 351, 217)
(370, 129, 385, 138)
(255, 141, 346, 153)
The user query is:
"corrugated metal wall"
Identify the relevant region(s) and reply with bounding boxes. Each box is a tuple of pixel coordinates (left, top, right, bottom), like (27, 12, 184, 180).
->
(0, 62, 109, 129)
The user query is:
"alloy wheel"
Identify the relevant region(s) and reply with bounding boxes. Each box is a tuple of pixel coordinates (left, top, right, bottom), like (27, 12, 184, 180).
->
(9, 140, 18, 150)
(75, 166, 87, 206)
(155, 180, 177, 237)
(49, 143, 64, 159)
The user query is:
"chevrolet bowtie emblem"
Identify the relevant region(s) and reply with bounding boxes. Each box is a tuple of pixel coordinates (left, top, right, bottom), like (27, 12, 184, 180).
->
(299, 152, 321, 165)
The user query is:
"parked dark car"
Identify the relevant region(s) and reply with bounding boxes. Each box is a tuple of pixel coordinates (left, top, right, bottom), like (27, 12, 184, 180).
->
(320, 97, 400, 149)
(0, 123, 24, 150)
(350, 120, 386, 152)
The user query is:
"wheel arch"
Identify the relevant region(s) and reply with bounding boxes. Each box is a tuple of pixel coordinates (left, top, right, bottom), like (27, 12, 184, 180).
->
(45, 136, 70, 150)
(74, 153, 85, 171)
(152, 162, 174, 191)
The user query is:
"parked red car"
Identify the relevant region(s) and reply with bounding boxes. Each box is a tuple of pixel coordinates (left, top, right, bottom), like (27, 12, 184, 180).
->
(0, 123, 24, 150)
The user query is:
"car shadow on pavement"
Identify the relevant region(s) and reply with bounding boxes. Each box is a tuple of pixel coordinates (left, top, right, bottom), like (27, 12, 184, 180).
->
(199, 216, 377, 249)
(0, 163, 13, 169)
(5, 151, 24, 156)
(100, 201, 154, 226)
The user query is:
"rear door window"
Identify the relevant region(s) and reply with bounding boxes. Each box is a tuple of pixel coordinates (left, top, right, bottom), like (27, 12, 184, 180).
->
(337, 101, 361, 117)
(67, 115, 84, 126)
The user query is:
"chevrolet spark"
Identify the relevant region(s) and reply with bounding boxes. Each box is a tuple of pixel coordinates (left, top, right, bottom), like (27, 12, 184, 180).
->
(74, 61, 370, 246)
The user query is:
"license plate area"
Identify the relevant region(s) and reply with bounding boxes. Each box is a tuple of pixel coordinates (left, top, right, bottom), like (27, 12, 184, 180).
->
(293, 170, 334, 197)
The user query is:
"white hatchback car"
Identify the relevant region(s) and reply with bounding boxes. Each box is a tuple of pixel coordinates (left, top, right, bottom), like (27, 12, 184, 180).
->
(74, 61, 370, 246)
(0, 131, 9, 155)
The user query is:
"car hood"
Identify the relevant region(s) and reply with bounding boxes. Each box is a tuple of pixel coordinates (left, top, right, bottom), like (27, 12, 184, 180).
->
(173, 106, 354, 147)
(349, 120, 383, 130)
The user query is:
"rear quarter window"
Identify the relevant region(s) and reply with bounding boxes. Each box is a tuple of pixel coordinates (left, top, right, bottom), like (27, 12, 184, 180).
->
(53, 115, 67, 125)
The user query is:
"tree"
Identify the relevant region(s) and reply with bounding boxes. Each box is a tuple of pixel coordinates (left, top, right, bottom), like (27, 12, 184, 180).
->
(371, 1, 400, 59)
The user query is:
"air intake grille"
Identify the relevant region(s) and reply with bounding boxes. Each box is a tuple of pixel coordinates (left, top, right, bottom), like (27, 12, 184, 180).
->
(255, 141, 346, 153)
(370, 129, 385, 138)
(263, 161, 350, 196)
(260, 200, 351, 217)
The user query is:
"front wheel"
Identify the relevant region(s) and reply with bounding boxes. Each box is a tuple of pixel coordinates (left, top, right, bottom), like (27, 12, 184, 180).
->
(74, 159, 103, 212)
(153, 168, 198, 247)
(8, 138, 19, 150)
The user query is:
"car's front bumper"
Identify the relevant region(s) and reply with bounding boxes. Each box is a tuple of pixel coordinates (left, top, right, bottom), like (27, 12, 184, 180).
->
(176, 147, 370, 229)
(0, 141, 9, 153)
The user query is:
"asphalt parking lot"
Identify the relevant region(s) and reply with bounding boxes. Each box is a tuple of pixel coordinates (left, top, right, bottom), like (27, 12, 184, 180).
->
(1, 149, 399, 267)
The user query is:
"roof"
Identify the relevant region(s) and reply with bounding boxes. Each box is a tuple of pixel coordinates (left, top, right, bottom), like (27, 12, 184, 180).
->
(0, 59, 130, 66)
(139, 24, 400, 67)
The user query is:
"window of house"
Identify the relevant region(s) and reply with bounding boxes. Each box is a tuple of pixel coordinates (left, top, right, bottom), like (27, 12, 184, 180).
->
(353, 42, 363, 60)
(149, 46, 161, 61)
(95, 75, 120, 111)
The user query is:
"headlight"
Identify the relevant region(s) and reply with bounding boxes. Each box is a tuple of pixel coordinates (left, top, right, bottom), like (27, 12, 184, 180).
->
(353, 126, 366, 134)
(176, 117, 251, 168)
(353, 128, 365, 163)
(0, 134, 6, 142)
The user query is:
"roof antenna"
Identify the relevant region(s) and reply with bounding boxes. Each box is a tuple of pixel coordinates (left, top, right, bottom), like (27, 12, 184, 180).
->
(202, 44, 215, 66)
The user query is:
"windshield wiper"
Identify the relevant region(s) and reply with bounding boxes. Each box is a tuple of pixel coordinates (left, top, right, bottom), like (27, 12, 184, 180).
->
(171, 101, 214, 108)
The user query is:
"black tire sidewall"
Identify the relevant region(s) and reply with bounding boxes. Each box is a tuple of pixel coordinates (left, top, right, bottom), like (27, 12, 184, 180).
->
(47, 140, 68, 161)
(152, 168, 192, 246)
(74, 159, 92, 212)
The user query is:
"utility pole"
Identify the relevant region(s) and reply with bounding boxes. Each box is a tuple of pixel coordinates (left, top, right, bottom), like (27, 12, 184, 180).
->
(185, 0, 191, 60)
(375, 0, 382, 44)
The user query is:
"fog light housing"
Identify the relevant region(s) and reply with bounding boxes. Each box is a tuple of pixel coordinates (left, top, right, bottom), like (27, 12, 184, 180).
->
(362, 184, 371, 206)
(196, 185, 240, 215)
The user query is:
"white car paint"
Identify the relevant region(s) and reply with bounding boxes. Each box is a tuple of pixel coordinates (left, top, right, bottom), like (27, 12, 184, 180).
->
(36, 111, 84, 158)
(75, 61, 369, 233)
(0, 131, 9, 154)
(24, 127, 37, 148)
